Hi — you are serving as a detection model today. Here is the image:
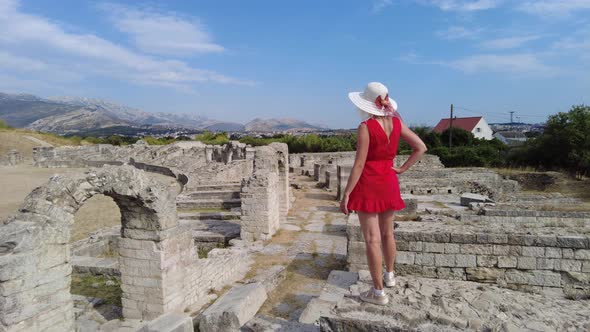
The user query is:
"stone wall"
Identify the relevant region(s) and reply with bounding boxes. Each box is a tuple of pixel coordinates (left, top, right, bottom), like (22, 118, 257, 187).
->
(240, 144, 288, 241)
(347, 214, 590, 293)
(0, 165, 254, 332)
(33, 141, 254, 188)
(0, 149, 23, 167)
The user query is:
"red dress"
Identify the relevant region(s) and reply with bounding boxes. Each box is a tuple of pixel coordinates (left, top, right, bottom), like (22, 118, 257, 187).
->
(347, 117, 406, 213)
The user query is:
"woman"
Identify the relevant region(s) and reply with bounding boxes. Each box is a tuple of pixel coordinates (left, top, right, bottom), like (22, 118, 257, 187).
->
(340, 82, 427, 305)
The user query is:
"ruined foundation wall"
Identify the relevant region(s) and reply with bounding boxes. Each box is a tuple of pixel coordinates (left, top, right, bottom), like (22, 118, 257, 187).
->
(347, 214, 590, 293)
(240, 144, 288, 241)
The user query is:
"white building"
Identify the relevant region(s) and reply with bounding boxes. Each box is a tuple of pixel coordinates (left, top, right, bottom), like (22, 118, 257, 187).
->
(433, 116, 494, 140)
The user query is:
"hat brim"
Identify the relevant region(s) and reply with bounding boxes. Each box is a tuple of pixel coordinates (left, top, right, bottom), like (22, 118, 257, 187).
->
(348, 92, 398, 116)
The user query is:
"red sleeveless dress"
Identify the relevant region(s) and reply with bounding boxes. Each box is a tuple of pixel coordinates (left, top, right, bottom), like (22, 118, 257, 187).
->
(347, 117, 406, 213)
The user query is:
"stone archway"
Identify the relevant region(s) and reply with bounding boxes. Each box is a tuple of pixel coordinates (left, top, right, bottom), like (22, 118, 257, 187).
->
(0, 166, 195, 331)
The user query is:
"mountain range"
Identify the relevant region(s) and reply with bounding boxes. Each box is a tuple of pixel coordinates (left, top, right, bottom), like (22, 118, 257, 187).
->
(0, 92, 327, 134)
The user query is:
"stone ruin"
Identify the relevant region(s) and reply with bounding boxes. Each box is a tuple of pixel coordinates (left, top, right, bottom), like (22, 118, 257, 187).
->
(3, 141, 589, 331)
(1, 141, 290, 331)
(0, 149, 23, 167)
(291, 151, 590, 330)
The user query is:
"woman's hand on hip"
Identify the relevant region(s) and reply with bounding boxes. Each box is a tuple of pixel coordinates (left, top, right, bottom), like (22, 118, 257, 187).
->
(340, 194, 349, 215)
(392, 167, 404, 174)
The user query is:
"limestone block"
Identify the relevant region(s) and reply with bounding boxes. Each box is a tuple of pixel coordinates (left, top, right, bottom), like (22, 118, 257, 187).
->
(434, 254, 456, 267)
(497, 256, 517, 268)
(556, 259, 582, 272)
(545, 247, 562, 259)
(140, 313, 193, 332)
(451, 233, 476, 244)
(556, 236, 588, 249)
(460, 244, 493, 255)
(199, 282, 267, 332)
(574, 249, 590, 260)
(455, 254, 477, 268)
(504, 270, 561, 287)
(460, 193, 493, 206)
(444, 243, 460, 254)
(424, 243, 445, 253)
(517, 257, 537, 270)
(415, 253, 435, 266)
(476, 256, 497, 268)
(583, 261, 590, 273)
(476, 233, 508, 245)
(466, 268, 505, 283)
(396, 251, 415, 265)
(436, 267, 464, 280)
(563, 249, 574, 259)
(522, 247, 545, 258)
(535, 235, 557, 247)
(408, 241, 424, 252)
(536, 258, 557, 270)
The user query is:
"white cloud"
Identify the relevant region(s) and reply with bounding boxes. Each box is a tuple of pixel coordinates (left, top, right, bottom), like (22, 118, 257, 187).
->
(518, 0, 590, 17)
(436, 26, 482, 40)
(372, 0, 393, 13)
(479, 35, 541, 49)
(0, 0, 251, 91)
(100, 3, 224, 56)
(418, 0, 502, 11)
(447, 53, 556, 74)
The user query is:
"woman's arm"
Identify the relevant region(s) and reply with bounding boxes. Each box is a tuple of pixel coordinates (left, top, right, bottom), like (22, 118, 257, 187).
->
(340, 123, 369, 215)
(393, 120, 427, 174)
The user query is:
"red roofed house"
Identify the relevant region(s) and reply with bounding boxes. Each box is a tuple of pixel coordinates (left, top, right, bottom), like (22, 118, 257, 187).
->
(432, 116, 493, 140)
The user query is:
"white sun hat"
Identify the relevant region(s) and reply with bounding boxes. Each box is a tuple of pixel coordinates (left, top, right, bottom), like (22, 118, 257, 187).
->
(348, 82, 398, 117)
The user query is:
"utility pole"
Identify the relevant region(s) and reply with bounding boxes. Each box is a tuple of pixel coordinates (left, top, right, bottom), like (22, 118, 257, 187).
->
(449, 104, 454, 150)
(509, 111, 515, 124)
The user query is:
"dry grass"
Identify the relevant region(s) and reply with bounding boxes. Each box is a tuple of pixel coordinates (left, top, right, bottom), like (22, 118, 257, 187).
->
(72, 194, 121, 242)
(494, 167, 590, 204)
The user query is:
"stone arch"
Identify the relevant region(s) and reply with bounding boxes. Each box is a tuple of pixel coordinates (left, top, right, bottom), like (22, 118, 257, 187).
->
(0, 165, 195, 332)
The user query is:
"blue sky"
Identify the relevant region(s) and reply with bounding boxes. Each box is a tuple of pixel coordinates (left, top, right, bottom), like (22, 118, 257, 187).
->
(0, 0, 589, 129)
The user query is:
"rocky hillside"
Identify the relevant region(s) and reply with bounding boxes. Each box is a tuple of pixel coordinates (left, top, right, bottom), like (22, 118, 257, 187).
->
(244, 118, 325, 132)
(0, 92, 328, 134)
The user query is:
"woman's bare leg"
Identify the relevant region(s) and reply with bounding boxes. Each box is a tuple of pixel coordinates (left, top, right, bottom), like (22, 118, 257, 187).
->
(378, 210, 396, 273)
(358, 211, 383, 290)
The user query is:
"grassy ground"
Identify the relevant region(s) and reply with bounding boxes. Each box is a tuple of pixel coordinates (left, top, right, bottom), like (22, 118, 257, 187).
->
(70, 273, 122, 306)
(494, 168, 590, 205)
(0, 128, 82, 159)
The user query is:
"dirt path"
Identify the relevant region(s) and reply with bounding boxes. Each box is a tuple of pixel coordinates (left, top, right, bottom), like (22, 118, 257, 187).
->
(243, 175, 348, 331)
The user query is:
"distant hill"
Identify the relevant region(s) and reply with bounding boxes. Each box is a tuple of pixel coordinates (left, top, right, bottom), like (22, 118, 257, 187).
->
(245, 118, 325, 132)
(0, 92, 329, 134)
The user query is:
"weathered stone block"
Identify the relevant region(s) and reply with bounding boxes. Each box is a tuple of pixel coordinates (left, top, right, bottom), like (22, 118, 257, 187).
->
(396, 240, 409, 251)
(563, 249, 574, 259)
(557, 236, 588, 249)
(517, 257, 536, 270)
(140, 313, 193, 332)
(424, 242, 445, 253)
(460, 244, 493, 255)
(504, 270, 561, 287)
(415, 253, 435, 266)
(556, 259, 582, 272)
(535, 235, 557, 247)
(199, 283, 267, 332)
(408, 241, 423, 252)
(497, 256, 517, 268)
(436, 267, 464, 280)
(451, 233, 476, 244)
(476, 256, 497, 268)
(434, 254, 456, 267)
(466, 268, 504, 283)
(455, 254, 477, 268)
(545, 247, 562, 259)
(444, 243, 460, 254)
(395, 251, 415, 265)
(583, 261, 590, 273)
(522, 246, 545, 257)
(574, 249, 590, 260)
(536, 258, 557, 270)
(477, 233, 508, 244)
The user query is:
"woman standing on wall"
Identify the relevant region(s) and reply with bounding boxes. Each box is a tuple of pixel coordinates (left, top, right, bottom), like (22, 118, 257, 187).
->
(340, 82, 427, 305)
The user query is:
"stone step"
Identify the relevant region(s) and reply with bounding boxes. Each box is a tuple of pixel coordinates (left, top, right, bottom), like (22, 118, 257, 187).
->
(199, 283, 267, 332)
(178, 211, 241, 221)
(182, 190, 240, 200)
(193, 183, 241, 192)
(176, 198, 241, 210)
(180, 219, 241, 242)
